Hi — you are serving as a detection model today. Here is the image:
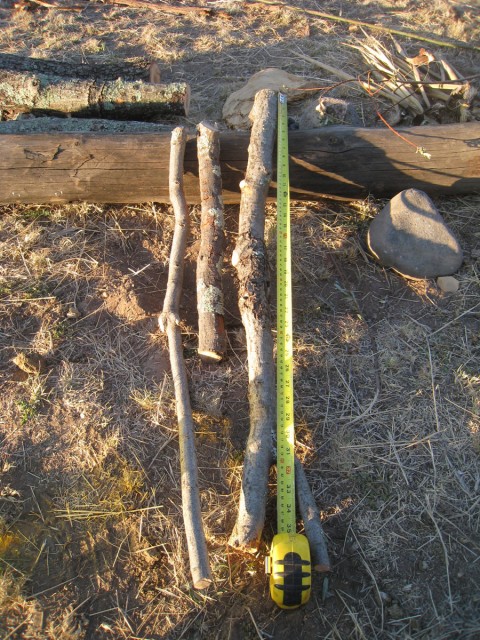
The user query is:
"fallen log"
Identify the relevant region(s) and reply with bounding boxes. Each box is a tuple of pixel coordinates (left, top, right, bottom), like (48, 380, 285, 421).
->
(159, 127, 212, 590)
(229, 88, 277, 552)
(0, 51, 150, 81)
(0, 120, 478, 204)
(196, 122, 226, 363)
(0, 69, 190, 120)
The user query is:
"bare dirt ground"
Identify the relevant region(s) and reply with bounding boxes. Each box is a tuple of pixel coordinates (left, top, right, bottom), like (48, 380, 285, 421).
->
(0, 1, 479, 639)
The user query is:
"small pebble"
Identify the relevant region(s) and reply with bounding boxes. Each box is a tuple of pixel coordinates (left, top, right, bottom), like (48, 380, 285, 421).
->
(378, 591, 392, 605)
(437, 276, 459, 293)
(66, 305, 81, 318)
(12, 352, 46, 375)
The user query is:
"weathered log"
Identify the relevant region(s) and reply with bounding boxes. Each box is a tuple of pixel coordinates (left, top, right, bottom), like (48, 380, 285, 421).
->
(159, 127, 212, 590)
(196, 122, 226, 363)
(0, 52, 149, 81)
(228, 89, 277, 552)
(0, 69, 190, 120)
(0, 120, 478, 204)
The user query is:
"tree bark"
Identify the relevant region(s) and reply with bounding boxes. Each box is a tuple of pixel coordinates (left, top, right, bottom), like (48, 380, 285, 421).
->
(196, 122, 226, 363)
(159, 127, 212, 590)
(228, 89, 277, 552)
(0, 69, 190, 120)
(0, 121, 478, 204)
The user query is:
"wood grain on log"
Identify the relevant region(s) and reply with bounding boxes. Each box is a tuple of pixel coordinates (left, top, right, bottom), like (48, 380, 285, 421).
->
(196, 122, 226, 363)
(0, 121, 478, 205)
(159, 127, 212, 590)
(0, 69, 190, 119)
(228, 89, 277, 552)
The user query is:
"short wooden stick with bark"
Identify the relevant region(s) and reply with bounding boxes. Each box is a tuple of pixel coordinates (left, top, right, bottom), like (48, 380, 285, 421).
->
(295, 457, 331, 572)
(196, 122, 226, 363)
(159, 127, 212, 590)
(228, 89, 278, 552)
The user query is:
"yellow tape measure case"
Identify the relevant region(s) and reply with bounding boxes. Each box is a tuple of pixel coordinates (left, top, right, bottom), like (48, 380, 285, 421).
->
(266, 533, 311, 609)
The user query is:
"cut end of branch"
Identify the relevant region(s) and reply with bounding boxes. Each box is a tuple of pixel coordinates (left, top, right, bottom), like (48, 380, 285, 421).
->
(227, 533, 261, 554)
(228, 518, 263, 552)
(193, 576, 213, 590)
(198, 349, 224, 363)
(313, 562, 332, 573)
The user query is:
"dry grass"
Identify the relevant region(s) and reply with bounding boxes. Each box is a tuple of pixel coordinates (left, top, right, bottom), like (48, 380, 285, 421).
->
(0, 1, 479, 639)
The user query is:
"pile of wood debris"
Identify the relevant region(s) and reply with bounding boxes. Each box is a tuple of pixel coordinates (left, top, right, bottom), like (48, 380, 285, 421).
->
(349, 34, 478, 125)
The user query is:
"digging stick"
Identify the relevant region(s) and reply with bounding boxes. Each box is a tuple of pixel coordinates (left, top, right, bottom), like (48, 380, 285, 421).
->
(159, 127, 212, 590)
(196, 122, 226, 363)
(228, 89, 277, 552)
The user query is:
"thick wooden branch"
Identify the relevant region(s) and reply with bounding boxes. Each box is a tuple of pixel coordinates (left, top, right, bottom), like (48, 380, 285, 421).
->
(0, 120, 478, 204)
(228, 89, 277, 552)
(159, 127, 212, 590)
(0, 69, 190, 120)
(196, 122, 226, 363)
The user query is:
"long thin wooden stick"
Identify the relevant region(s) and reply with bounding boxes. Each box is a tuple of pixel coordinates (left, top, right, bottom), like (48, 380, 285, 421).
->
(228, 89, 278, 552)
(159, 127, 212, 590)
(247, 0, 480, 52)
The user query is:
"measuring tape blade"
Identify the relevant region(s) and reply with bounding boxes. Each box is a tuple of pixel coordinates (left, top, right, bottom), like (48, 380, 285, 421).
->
(266, 93, 311, 610)
(276, 92, 296, 536)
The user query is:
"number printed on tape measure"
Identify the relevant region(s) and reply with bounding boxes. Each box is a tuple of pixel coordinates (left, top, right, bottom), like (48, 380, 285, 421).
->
(277, 92, 296, 536)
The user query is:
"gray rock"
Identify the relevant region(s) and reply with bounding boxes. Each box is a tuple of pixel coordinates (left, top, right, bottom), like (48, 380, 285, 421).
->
(367, 189, 463, 279)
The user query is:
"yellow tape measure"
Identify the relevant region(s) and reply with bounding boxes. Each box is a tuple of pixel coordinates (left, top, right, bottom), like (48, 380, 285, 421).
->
(265, 93, 311, 609)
